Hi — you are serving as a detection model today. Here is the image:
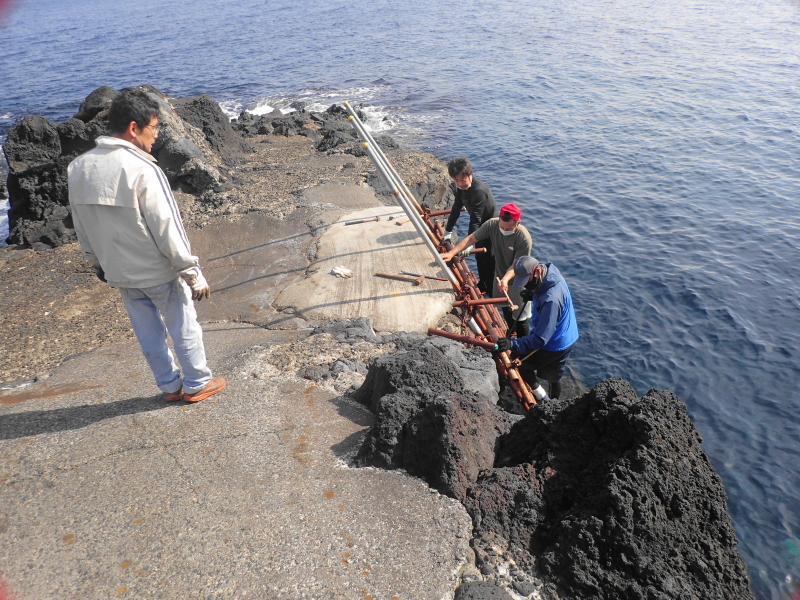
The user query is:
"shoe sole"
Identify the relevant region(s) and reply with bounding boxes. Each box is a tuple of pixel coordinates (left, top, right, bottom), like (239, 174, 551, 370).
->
(183, 378, 226, 403)
(164, 388, 183, 402)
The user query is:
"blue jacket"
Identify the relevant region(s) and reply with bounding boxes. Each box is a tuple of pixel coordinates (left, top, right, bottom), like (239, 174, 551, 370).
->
(510, 264, 579, 354)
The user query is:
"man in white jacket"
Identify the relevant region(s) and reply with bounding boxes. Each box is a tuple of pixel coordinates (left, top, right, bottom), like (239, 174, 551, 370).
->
(67, 88, 225, 403)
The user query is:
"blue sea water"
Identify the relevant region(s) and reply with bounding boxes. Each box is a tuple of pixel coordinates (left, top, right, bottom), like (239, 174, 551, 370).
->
(2, 0, 800, 596)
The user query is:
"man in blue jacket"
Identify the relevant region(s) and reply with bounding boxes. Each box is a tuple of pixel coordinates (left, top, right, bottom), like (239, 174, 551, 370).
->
(496, 256, 579, 402)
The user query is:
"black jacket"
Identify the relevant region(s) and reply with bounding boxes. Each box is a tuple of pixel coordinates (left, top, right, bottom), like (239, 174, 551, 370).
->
(445, 176, 498, 234)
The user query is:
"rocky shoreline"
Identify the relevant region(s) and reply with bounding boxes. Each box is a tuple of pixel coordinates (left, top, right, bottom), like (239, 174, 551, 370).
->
(1, 86, 755, 599)
(1, 85, 452, 386)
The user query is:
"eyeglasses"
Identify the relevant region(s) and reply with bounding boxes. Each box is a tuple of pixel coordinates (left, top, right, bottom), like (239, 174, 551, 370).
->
(143, 123, 161, 135)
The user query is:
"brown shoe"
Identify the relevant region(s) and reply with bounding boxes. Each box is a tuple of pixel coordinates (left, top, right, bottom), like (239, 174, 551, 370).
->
(164, 386, 184, 402)
(183, 377, 226, 403)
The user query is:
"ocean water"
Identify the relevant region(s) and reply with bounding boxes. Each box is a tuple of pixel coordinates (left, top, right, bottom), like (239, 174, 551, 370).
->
(2, 0, 800, 597)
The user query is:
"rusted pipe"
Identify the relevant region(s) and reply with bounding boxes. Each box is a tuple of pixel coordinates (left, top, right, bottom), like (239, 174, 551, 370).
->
(452, 297, 510, 308)
(427, 208, 464, 218)
(427, 328, 497, 351)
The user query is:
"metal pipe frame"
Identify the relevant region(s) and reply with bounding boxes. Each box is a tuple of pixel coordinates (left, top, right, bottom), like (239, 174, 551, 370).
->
(343, 102, 535, 409)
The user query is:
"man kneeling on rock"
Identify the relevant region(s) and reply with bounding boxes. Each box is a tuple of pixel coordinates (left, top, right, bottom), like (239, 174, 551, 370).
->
(495, 256, 578, 402)
(67, 88, 226, 403)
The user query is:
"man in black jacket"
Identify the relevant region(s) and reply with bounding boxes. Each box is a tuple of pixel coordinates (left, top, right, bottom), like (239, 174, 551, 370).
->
(442, 157, 498, 294)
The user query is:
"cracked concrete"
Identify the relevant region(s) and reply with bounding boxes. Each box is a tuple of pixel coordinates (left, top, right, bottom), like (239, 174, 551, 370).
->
(0, 323, 474, 599)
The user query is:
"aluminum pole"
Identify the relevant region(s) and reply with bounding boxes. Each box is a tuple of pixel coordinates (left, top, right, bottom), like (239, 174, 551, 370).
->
(342, 105, 442, 253)
(358, 141, 459, 287)
(342, 102, 424, 214)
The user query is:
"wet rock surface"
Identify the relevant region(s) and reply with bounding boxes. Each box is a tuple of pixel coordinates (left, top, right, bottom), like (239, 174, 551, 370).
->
(354, 356, 754, 599)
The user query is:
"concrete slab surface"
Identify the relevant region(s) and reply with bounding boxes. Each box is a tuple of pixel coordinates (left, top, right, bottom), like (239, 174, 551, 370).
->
(276, 206, 455, 333)
(189, 180, 385, 328)
(0, 323, 473, 599)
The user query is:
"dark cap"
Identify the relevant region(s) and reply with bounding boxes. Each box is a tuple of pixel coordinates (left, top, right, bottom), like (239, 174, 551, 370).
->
(511, 256, 539, 287)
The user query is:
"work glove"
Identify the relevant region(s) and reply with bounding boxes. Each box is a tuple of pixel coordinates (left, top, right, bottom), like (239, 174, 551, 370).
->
(184, 268, 211, 301)
(495, 337, 512, 353)
(442, 231, 453, 242)
(457, 245, 474, 258)
(92, 265, 106, 283)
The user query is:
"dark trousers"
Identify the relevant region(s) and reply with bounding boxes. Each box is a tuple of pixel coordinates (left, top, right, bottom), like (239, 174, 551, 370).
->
(475, 238, 494, 295)
(516, 344, 574, 399)
(502, 307, 531, 338)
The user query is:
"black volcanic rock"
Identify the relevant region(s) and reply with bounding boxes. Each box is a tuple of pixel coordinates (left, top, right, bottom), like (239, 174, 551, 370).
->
(4, 115, 61, 173)
(3, 116, 74, 247)
(354, 338, 515, 499)
(465, 379, 754, 600)
(171, 94, 252, 160)
(6, 160, 72, 247)
(355, 339, 753, 600)
(73, 86, 117, 122)
(56, 118, 95, 160)
(156, 136, 205, 176)
(315, 128, 357, 152)
(454, 581, 513, 600)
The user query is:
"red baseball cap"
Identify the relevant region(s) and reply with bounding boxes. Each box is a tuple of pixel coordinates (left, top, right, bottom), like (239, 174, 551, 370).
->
(499, 203, 521, 221)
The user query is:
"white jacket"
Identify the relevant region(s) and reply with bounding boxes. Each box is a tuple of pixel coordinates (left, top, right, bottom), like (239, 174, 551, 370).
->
(68, 136, 199, 288)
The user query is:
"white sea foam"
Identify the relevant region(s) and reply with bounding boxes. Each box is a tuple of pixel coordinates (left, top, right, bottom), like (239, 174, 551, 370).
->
(0, 198, 10, 247)
(218, 99, 243, 121)
(213, 83, 434, 145)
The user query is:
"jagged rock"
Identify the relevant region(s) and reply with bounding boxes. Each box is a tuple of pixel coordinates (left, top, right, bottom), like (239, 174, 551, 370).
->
(2, 115, 73, 246)
(157, 136, 205, 178)
(171, 94, 252, 159)
(423, 335, 500, 404)
(4, 115, 61, 173)
(454, 581, 514, 600)
(354, 340, 465, 412)
(316, 128, 358, 152)
(56, 118, 94, 160)
(177, 158, 224, 193)
(5, 159, 73, 247)
(354, 338, 516, 499)
(73, 86, 117, 122)
(465, 378, 754, 600)
(84, 109, 110, 140)
(257, 120, 274, 135)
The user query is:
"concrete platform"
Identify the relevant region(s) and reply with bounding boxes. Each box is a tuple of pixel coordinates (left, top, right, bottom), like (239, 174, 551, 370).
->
(0, 323, 473, 599)
(276, 206, 456, 333)
(186, 180, 456, 334)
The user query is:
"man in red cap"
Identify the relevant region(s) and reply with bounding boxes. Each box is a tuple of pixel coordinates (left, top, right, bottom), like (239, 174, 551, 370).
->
(440, 203, 533, 336)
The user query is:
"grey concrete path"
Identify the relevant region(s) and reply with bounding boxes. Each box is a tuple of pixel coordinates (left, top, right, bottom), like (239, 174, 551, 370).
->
(187, 179, 456, 333)
(276, 206, 455, 333)
(0, 323, 473, 599)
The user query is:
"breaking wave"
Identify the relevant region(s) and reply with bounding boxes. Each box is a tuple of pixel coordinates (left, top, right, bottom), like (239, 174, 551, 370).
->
(216, 83, 430, 140)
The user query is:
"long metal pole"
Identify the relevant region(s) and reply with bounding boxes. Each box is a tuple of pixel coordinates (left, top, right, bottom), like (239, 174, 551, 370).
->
(359, 141, 459, 287)
(343, 102, 425, 215)
(344, 104, 485, 339)
(347, 122, 430, 232)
